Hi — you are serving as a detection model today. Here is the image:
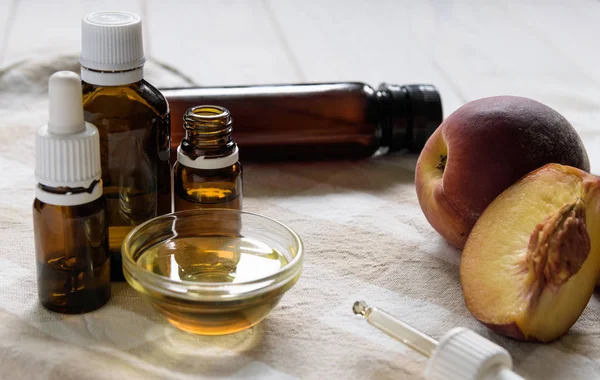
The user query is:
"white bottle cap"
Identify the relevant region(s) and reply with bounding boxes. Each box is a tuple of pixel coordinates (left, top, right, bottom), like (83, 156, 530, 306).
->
(80, 11, 145, 85)
(35, 71, 102, 206)
(425, 328, 524, 380)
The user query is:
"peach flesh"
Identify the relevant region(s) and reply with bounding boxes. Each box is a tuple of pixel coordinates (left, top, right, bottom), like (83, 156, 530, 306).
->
(460, 164, 600, 342)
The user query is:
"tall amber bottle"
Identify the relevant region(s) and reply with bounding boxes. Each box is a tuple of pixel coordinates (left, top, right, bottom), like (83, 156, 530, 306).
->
(33, 71, 110, 313)
(174, 106, 243, 211)
(162, 83, 442, 162)
(80, 12, 171, 281)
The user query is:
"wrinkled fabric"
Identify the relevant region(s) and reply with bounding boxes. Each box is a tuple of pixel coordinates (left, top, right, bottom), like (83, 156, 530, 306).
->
(0, 55, 599, 380)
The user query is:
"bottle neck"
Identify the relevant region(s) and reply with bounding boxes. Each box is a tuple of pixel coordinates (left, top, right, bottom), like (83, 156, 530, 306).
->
(80, 65, 144, 86)
(376, 83, 443, 153)
(36, 180, 103, 206)
(178, 105, 239, 169)
(376, 86, 410, 153)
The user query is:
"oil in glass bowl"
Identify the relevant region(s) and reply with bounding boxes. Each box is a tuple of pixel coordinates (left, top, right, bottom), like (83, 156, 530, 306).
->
(123, 209, 303, 335)
(137, 236, 287, 283)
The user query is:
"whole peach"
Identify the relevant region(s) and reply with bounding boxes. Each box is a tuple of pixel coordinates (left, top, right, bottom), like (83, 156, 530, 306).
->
(415, 96, 589, 249)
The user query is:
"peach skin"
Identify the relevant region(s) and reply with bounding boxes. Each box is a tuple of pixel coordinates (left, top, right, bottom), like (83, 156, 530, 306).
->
(415, 96, 589, 249)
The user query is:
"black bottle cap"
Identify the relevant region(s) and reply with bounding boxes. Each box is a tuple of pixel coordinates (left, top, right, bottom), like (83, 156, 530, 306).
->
(378, 83, 443, 153)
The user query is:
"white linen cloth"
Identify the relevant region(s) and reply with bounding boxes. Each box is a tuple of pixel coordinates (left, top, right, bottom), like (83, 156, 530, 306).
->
(0, 55, 599, 380)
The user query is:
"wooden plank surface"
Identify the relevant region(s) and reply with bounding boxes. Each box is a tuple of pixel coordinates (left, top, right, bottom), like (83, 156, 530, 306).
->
(0, 0, 17, 65)
(2, 0, 143, 65)
(265, 0, 600, 116)
(498, 1, 600, 174)
(146, 0, 301, 86)
(265, 0, 467, 115)
(1, 0, 599, 169)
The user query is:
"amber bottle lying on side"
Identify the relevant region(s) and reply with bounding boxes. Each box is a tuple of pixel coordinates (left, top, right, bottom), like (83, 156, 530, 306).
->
(161, 82, 443, 162)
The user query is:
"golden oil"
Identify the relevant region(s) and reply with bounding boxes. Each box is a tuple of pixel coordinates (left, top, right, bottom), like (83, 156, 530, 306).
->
(81, 12, 171, 280)
(174, 163, 242, 211)
(34, 195, 110, 314)
(174, 105, 242, 212)
(132, 236, 287, 335)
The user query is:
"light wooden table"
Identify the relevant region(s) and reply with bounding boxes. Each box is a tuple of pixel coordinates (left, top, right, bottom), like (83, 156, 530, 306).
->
(3, 1, 599, 162)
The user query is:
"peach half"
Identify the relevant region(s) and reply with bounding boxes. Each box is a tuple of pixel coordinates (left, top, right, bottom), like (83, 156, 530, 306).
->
(460, 164, 600, 342)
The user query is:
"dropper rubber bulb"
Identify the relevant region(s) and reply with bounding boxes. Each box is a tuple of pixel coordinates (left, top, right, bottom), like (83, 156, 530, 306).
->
(48, 71, 86, 135)
(353, 301, 526, 380)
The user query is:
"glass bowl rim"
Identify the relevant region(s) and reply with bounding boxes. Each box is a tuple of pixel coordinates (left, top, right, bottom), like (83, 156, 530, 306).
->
(121, 208, 304, 300)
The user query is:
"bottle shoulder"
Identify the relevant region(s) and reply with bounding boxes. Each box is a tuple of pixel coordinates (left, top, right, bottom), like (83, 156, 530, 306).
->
(174, 161, 242, 176)
(82, 79, 169, 115)
(33, 195, 105, 215)
(136, 79, 170, 113)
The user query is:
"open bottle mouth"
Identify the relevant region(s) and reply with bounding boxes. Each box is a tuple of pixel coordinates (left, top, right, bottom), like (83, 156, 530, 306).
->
(122, 208, 304, 301)
(185, 105, 231, 122)
(180, 105, 237, 160)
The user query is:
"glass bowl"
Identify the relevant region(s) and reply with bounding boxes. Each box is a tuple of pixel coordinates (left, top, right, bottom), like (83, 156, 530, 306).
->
(122, 209, 303, 335)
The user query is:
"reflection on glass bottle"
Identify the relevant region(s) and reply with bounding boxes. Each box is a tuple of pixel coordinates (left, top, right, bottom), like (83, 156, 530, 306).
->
(84, 210, 106, 249)
(118, 143, 158, 224)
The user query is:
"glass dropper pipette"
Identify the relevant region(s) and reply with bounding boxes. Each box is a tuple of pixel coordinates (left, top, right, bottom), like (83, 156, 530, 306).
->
(353, 300, 437, 357)
(353, 301, 526, 380)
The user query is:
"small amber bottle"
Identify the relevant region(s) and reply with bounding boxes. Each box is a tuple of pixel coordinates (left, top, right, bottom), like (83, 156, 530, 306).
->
(33, 71, 110, 314)
(174, 106, 243, 211)
(80, 12, 171, 281)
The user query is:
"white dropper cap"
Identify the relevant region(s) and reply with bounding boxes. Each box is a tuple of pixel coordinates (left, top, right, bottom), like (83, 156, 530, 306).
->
(353, 301, 526, 380)
(35, 71, 102, 206)
(80, 11, 145, 86)
(425, 327, 525, 380)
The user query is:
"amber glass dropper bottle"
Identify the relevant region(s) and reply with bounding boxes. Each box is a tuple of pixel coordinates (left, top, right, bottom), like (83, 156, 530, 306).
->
(162, 83, 442, 162)
(80, 12, 171, 281)
(33, 71, 110, 314)
(174, 105, 243, 211)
